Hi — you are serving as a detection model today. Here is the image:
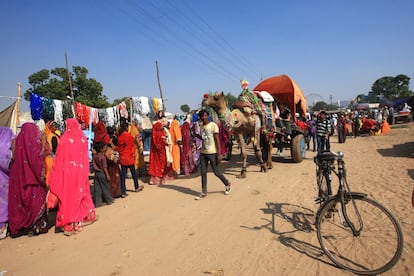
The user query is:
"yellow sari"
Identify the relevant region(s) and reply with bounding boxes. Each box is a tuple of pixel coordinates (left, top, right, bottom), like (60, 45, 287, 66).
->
(129, 123, 145, 169)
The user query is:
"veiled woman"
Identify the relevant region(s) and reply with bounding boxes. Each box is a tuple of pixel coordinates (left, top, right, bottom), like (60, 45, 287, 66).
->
(8, 123, 48, 237)
(49, 118, 97, 236)
(105, 126, 122, 198)
(0, 127, 15, 239)
(180, 118, 196, 175)
(43, 120, 61, 186)
(148, 112, 169, 185)
(129, 120, 145, 173)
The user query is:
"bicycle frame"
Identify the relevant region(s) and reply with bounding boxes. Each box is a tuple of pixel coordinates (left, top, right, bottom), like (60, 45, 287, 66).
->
(315, 151, 366, 236)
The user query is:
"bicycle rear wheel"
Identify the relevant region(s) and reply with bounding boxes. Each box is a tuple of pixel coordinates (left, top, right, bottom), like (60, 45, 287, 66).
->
(316, 196, 404, 275)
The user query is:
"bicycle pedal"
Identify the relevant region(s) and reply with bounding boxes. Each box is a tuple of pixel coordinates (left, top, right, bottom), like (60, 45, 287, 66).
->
(315, 197, 324, 204)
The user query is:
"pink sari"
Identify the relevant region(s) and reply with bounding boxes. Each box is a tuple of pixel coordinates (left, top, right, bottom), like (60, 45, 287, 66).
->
(49, 118, 96, 234)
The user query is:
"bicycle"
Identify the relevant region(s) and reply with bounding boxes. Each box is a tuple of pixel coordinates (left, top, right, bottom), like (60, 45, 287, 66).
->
(313, 151, 404, 275)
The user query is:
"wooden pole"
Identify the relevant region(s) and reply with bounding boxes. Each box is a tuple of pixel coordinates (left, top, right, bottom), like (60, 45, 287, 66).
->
(65, 51, 75, 117)
(16, 82, 21, 127)
(129, 97, 133, 122)
(155, 61, 165, 112)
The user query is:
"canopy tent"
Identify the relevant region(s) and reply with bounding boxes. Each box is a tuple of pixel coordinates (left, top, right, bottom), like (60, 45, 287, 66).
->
(0, 100, 19, 134)
(253, 74, 307, 122)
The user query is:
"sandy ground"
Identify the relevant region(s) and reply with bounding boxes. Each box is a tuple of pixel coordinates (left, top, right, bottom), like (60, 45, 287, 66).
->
(0, 123, 413, 276)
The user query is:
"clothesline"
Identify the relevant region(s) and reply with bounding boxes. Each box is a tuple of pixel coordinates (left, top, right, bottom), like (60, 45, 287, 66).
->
(29, 92, 164, 128)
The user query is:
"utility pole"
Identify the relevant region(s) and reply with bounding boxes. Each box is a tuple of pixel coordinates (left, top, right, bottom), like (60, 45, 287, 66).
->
(17, 82, 21, 127)
(155, 61, 166, 112)
(65, 51, 75, 116)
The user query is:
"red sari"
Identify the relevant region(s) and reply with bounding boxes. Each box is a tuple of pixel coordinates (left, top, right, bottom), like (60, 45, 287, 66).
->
(49, 118, 96, 235)
(148, 121, 168, 184)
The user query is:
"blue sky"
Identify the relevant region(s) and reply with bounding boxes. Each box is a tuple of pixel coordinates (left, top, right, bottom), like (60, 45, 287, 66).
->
(1, 0, 413, 114)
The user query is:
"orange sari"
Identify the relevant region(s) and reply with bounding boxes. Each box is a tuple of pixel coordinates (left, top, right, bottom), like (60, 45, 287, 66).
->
(129, 123, 145, 169)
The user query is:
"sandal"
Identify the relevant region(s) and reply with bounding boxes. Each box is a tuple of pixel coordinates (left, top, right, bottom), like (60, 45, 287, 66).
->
(0, 224, 8, 240)
(134, 186, 144, 192)
(83, 215, 99, 227)
(63, 224, 75, 236)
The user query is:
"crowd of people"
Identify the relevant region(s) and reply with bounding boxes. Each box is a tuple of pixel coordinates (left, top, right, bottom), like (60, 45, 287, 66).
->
(304, 106, 396, 154)
(0, 108, 232, 239)
(1, 99, 412, 239)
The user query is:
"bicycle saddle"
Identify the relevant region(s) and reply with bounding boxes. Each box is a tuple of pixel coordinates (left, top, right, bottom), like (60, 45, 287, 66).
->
(315, 151, 343, 162)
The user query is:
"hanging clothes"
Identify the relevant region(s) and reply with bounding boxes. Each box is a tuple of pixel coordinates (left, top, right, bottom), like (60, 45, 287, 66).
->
(62, 100, 73, 120)
(53, 99, 64, 126)
(118, 101, 129, 119)
(75, 102, 91, 126)
(90, 107, 99, 125)
(98, 108, 109, 124)
(30, 93, 43, 121)
(42, 97, 55, 122)
(140, 97, 151, 115)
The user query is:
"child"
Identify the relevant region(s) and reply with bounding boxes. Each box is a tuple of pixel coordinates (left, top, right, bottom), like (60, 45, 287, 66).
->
(92, 141, 114, 207)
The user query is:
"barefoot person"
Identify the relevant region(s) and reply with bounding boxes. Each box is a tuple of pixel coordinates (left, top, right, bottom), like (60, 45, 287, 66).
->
(195, 110, 231, 200)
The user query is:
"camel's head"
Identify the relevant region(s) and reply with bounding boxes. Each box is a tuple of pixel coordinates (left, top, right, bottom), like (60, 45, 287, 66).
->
(201, 91, 227, 111)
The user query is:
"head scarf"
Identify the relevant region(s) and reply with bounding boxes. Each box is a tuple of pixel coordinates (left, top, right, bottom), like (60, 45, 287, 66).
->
(93, 121, 108, 144)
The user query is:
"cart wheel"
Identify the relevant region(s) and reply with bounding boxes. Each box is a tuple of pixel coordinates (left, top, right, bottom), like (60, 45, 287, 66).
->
(291, 134, 305, 162)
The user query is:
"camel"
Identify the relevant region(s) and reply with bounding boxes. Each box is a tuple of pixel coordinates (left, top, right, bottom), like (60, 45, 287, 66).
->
(202, 91, 273, 178)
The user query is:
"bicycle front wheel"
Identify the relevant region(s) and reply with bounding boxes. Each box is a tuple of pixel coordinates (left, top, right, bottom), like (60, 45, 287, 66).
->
(316, 196, 404, 275)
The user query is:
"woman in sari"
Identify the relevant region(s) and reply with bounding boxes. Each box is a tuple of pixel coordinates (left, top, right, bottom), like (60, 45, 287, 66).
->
(49, 118, 97, 236)
(180, 118, 196, 175)
(43, 121, 61, 209)
(0, 127, 15, 239)
(148, 112, 170, 185)
(105, 126, 122, 198)
(168, 117, 182, 178)
(129, 120, 145, 174)
(8, 123, 48, 237)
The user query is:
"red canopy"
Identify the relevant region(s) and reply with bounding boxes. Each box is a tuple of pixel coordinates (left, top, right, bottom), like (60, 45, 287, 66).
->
(254, 75, 307, 121)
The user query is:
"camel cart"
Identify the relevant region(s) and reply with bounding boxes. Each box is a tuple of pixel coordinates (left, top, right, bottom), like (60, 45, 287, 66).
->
(254, 74, 307, 162)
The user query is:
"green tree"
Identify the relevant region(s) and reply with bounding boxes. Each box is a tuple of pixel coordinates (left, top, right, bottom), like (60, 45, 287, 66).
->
(311, 101, 329, 112)
(180, 104, 190, 113)
(369, 74, 412, 102)
(224, 92, 237, 110)
(25, 66, 110, 108)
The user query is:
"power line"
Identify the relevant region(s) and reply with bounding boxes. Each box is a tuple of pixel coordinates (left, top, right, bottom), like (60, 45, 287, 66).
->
(104, 0, 261, 86)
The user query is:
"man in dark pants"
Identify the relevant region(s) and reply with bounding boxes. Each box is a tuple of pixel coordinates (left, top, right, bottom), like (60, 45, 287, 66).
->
(195, 110, 232, 200)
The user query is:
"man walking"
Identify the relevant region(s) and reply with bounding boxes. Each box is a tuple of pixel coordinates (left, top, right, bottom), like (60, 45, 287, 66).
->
(195, 110, 232, 200)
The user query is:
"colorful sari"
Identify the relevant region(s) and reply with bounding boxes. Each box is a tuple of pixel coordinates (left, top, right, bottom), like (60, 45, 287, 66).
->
(148, 121, 168, 184)
(8, 123, 48, 236)
(43, 120, 61, 186)
(129, 123, 145, 170)
(0, 127, 14, 238)
(105, 135, 122, 198)
(49, 118, 96, 235)
(180, 121, 196, 175)
(169, 119, 182, 176)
